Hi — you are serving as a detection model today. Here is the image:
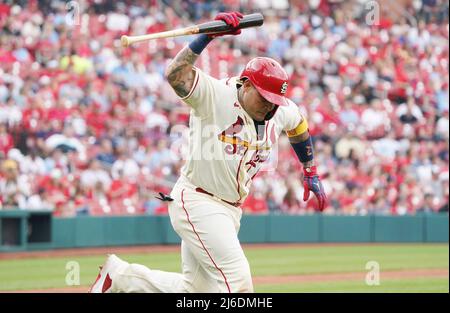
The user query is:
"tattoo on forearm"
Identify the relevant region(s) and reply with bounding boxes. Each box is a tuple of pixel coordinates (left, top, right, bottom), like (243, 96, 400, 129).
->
(166, 46, 199, 97)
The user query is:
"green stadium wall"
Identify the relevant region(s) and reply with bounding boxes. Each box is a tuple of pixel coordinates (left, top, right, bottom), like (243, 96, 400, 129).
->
(0, 212, 448, 251)
(51, 213, 449, 248)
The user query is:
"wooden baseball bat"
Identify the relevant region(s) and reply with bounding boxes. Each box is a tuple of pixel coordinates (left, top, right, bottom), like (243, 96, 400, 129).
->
(121, 13, 264, 47)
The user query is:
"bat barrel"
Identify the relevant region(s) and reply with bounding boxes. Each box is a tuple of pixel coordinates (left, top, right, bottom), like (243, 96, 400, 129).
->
(197, 13, 264, 34)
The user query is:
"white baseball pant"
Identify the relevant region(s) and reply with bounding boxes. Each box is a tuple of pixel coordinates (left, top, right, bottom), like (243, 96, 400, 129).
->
(109, 177, 253, 293)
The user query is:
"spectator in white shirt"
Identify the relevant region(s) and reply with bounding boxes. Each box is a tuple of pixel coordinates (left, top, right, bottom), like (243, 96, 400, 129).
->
(80, 159, 112, 190)
(111, 149, 140, 180)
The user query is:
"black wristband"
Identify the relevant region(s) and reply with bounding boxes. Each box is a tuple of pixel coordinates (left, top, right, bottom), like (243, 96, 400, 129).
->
(291, 136, 314, 163)
(188, 34, 213, 55)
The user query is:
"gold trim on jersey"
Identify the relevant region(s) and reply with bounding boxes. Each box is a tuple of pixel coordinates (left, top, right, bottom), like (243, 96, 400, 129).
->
(286, 116, 308, 137)
(218, 134, 271, 151)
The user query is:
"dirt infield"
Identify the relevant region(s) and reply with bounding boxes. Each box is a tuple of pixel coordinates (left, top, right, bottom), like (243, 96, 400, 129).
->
(5, 268, 448, 293)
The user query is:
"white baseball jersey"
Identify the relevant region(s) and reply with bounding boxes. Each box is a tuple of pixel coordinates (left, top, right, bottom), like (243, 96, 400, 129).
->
(178, 67, 302, 204)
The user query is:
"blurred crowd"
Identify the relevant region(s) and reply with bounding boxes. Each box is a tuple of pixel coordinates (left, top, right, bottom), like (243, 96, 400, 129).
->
(0, 0, 448, 216)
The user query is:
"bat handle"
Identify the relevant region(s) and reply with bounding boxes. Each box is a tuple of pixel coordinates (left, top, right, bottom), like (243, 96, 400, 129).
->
(121, 26, 199, 47)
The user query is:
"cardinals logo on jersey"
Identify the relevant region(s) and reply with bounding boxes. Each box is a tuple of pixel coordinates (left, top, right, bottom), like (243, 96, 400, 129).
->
(218, 116, 275, 156)
(218, 116, 246, 155)
(222, 116, 244, 137)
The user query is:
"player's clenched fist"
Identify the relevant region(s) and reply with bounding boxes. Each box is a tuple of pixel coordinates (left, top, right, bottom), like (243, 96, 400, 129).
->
(209, 12, 244, 37)
(303, 166, 327, 212)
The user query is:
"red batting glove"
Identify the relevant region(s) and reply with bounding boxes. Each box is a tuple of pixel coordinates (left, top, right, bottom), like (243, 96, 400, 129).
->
(303, 166, 327, 212)
(209, 12, 244, 38)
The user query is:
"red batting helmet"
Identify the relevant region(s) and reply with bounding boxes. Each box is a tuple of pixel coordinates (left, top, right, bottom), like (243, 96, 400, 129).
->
(240, 57, 289, 106)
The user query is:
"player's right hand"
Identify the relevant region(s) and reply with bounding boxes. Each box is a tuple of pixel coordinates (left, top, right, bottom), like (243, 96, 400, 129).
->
(303, 166, 327, 212)
(209, 12, 244, 38)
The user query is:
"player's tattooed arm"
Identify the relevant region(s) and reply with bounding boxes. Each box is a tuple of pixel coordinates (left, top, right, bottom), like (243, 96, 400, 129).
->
(165, 46, 199, 97)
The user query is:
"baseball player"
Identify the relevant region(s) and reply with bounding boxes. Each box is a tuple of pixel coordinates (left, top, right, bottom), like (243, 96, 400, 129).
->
(89, 11, 326, 293)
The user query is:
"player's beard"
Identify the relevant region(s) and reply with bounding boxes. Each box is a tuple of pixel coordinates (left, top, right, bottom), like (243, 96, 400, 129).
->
(264, 106, 279, 120)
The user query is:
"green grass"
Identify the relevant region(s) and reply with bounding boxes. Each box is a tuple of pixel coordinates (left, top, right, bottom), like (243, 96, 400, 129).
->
(247, 244, 449, 276)
(0, 244, 448, 292)
(256, 278, 449, 293)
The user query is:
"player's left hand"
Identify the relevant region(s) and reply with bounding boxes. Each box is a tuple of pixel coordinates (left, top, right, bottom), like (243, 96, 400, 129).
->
(303, 166, 327, 212)
(209, 12, 244, 38)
